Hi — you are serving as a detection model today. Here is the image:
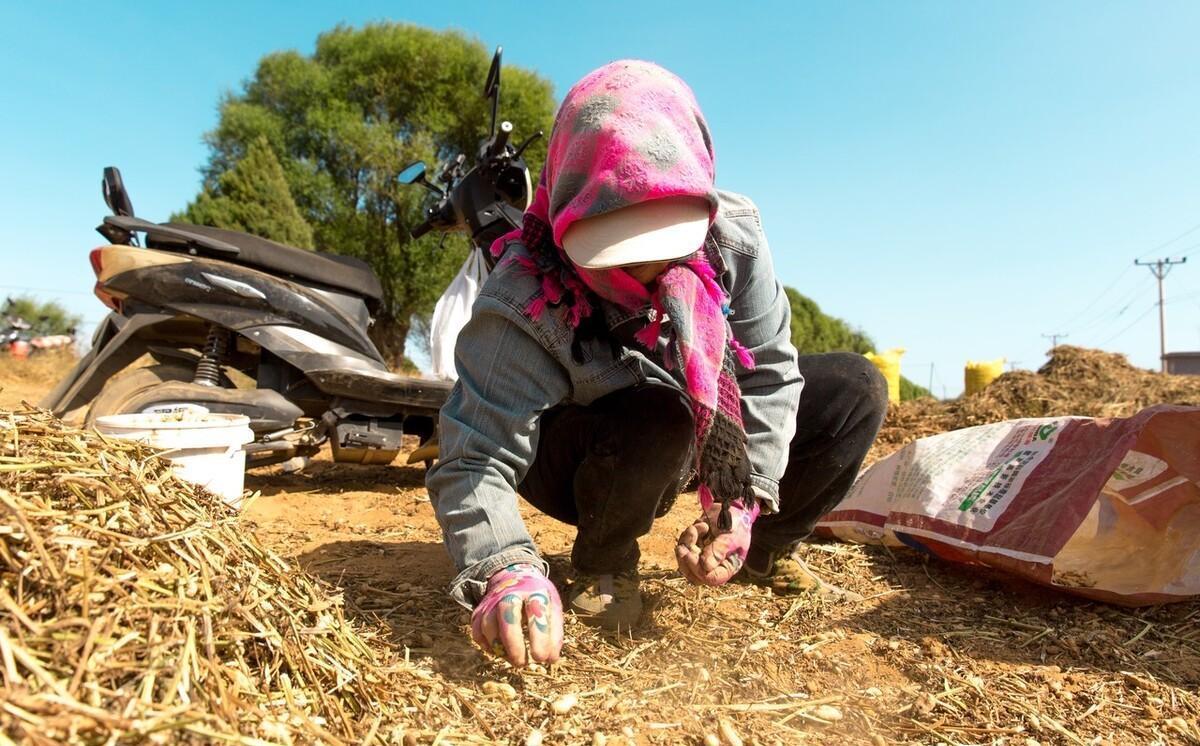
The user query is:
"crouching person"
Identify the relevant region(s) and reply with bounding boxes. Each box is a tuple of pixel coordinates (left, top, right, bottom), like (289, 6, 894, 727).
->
(426, 60, 887, 666)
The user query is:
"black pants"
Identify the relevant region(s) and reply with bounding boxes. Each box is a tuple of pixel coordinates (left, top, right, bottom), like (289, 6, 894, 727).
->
(516, 352, 889, 575)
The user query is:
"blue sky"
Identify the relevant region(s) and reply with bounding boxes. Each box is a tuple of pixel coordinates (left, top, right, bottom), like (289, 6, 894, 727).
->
(5, 1, 1200, 396)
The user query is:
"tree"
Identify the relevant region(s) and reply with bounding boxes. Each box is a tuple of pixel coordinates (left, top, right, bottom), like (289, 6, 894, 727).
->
(899, 376, 933, 401)
(187, 23, 556, 365)
(174, 136, 314, 248)
(784, 287, 933, 401)
(785, 287, 874, 355)
(3, 296, 81, 337)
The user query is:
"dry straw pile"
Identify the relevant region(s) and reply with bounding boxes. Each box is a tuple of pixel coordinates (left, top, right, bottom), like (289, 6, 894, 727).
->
(870, 345, 1200, 463)
(3, 347, 1200, 745)
(0, 408, 425, 744)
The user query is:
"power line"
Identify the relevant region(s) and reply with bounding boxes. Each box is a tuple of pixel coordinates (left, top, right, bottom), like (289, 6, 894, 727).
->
(1069, 274, 1155, 338)
(1135, 256, 1188, 371)
(1056, 219, 1200, 334)
(1137, 220, 1200, 261)
(1174, 240, 1200, 260)
(931, 362, 947, 400)
(1068, 274, 1149, 335)
(1054, 266, 1134, 332)
(1099, 301, 1159, 346)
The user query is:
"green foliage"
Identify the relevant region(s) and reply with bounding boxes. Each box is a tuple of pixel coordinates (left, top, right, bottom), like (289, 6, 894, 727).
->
(784, 287, 874, 355)
(784, 287, 935, 401)
(188, 23, 556, 363)
(899, 375, 933, 401)
(174, 136, 314, 248)
(2, 296, 81, 337)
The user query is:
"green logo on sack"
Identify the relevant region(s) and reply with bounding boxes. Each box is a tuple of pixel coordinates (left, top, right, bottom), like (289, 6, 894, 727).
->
(1035, 423, 1059, 441)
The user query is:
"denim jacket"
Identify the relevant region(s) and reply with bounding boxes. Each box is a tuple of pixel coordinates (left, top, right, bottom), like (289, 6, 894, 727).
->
(426, 191, 803, 608)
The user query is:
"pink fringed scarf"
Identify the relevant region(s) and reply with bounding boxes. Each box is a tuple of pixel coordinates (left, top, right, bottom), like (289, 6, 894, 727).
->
(492, 60, 757, 529)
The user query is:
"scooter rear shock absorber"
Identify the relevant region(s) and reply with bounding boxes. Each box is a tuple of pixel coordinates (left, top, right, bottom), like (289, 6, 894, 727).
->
(193, 326, 228, 387)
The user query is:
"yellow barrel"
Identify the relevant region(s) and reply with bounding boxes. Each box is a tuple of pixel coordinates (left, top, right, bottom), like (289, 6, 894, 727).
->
(864, 348, 905, 404)
(964, 358, 1005, 396)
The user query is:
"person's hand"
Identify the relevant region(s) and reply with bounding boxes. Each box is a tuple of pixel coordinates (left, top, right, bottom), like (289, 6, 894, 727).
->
(470, 563, 564, 667)
(675, 499, 760, 586)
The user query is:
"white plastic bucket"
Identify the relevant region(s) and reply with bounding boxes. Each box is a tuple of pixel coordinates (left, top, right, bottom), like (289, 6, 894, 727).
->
(94, 410, 254, 508)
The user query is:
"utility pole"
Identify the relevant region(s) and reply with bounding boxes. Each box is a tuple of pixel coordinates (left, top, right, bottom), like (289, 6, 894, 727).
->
(1135, 257, 1188, 372)
(1042, 332, 1068, 350)
(1006, 360, 1022, 372)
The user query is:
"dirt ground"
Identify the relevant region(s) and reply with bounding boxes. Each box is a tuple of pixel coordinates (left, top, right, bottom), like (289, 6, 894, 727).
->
(3, 354, 1199, 745)
(0, 355, 59, 411)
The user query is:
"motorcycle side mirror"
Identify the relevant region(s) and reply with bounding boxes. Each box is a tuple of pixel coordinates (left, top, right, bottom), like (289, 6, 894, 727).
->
(484, 46, 502, 100)
(399, 161, 444, 197)
(102, 166, 135, 218)
(484, 46, 502, 138)
(398, 161, 427, 185)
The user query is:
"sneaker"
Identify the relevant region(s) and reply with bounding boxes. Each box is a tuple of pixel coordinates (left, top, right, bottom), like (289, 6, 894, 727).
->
(743, 548, 863, 602)
(566, 572, 643, 630)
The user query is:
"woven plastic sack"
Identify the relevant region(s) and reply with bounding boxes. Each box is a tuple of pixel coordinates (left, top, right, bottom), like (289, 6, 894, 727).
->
(864, 348, 905, 404)
(429, 249, 489, 380)
(816, 405, 1200, 606)
(964, 358, 1005, 396)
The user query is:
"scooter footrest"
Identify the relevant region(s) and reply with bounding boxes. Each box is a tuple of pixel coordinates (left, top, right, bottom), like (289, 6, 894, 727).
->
(306, 369, 452, 412)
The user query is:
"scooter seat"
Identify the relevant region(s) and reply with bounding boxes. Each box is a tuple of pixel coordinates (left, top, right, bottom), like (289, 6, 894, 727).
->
(145, 221, 384, 307)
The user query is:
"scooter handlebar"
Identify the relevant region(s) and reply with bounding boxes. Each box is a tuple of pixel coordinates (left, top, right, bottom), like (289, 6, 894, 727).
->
(410, 218, 434, 240)
(486, 121, 513, 160)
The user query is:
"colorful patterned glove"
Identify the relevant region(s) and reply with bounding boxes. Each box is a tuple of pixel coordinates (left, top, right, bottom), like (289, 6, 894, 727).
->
(470, 563, 564, 666)
(675, 497, 761, 586)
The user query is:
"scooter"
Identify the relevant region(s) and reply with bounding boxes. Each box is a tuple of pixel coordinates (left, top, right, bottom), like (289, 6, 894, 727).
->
(2, 299, 75, 358)
(2, 309, 31, 355)
(42, 47, 537, 469)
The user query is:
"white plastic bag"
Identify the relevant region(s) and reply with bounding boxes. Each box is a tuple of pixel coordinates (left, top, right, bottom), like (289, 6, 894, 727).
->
(429, 249, 489, 380)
